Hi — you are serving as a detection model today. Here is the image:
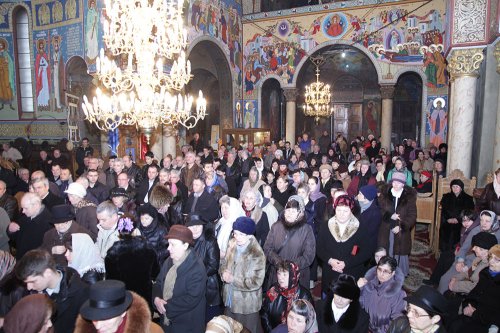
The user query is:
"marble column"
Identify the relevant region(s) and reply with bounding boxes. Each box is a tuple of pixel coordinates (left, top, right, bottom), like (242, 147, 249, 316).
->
(380, 85, 395, 153)
(446, 48, 485, 177)
(100, 132, 110, 157)
(283, 88, 298, 146)
(162, 125, 178, 157)
(149, 127, 163, 159)
(493, 42, 500, 171)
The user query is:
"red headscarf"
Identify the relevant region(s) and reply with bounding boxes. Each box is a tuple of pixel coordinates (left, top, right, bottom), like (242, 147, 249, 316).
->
(266, 261, 301, 324)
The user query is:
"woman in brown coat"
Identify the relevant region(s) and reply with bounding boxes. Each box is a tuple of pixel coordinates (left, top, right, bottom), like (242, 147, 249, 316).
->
(378, 171, 417, 276)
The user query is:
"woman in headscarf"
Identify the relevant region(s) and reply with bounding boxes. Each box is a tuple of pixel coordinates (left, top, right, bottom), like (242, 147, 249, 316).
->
(153, 225, 207, 332)
(378, 171, 417, 276)
(260, 261, 313, 333)
(240, 167, 266, 198)
(2, 294, 54, 333)
(317, 195, 372, 296)
(65, 233, 105, 285)
(305, 177, 327, 235)
(359, 256, 406, 333)
(215, 195, 245, 259)
(270, 299, 318, 333)
(240, 189, 269, 247)
(263, 196, 316, 290)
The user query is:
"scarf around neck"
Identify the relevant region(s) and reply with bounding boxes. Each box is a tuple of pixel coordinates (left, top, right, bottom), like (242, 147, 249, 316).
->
(163, 248, 191, 325)
(267, 261, 301, 324)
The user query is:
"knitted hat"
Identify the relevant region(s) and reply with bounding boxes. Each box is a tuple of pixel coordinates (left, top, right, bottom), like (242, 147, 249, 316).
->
(471, 232, 497, 250)
(137, 203, 158, 220)
(165, 225, 194, 245)
(319, 164, 333, 174)
(233, 216, 256, 235)
(334, 194, 355, 211)
(421, 170, 432, 178)
(331, 274, 360, 300)
(64, 182, 86, 198)
(391, 172, 406, 185)
(450, 179, 464, 191)
(206, 315, 244, 333)
(359, 185, 377, 201)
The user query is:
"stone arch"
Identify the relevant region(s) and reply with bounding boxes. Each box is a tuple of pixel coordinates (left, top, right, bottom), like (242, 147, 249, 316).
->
(393, 68, 429, 145)
(187, 36, 233, 139)
(259, 77, 284, 140)
(291, 40, 384, 88)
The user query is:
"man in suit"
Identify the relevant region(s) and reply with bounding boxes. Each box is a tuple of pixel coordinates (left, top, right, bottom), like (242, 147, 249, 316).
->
(135, 164, 159, 205)
(32, 177, 64, 210)
(183, 177, 219, 223)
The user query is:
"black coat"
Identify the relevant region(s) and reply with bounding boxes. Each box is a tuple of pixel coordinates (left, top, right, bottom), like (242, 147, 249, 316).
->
(42, 191, 65, 210)
(183, 190, 219, 223)
(137, 217, 169, 264)
(0, 194, 17, 220)
(49, 266, 89, 333)
(192, 228, 221, 306)
(153, 249, 207, 333)
(0, 168, 16, 195)
(359, 200, 382, 257)
(105, 236, 160, 310)
(260, 286, 312, 333)
(126, 163, 143, 188)
(7, 207, 53, 259)
(440, 191, 475, 251)
(136, 178, 159, 205)
(87, 182, 110, 204)
(317, 298, 369, 333)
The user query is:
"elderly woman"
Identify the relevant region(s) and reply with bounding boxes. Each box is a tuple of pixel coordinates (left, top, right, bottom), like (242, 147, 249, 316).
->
(386, 158, 413, 186)
(65, 233, 105, 285)
(263, 196, 316, 290)
(317, 195, 372, 295)
(241, 189, 270, 247)
(449, 244, 500, 333)
(153, 225, 207, 332)
(215, 195, 245, 258)
(387, 286, 449, 333)
(65, 182, 98, 240)
(260, 261, 313, 333)
(317, 274, 369, 333)
(220, 216, 266, 333)
(359, 256, 406, 333)
(411, 150, 434, 183)
(378, 171, 417, 276)
(2, 294, 54, 333)
(270, 299, 318, 333)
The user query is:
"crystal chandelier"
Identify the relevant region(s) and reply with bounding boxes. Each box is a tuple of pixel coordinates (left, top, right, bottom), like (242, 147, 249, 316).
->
(304, 56, 332, 123)
(82, 0, 207, 144)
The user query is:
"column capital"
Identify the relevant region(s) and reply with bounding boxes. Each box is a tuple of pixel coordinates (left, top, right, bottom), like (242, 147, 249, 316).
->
(283, 88, 299, 102)
(379, 85, 395, 99)
(494, 41, 500, 74)
(447, 48, 485, 79)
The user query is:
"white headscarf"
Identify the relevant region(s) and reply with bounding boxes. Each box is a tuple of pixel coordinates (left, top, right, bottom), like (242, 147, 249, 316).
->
(69, 233, 105, 276)
(216, 196, 245, 255)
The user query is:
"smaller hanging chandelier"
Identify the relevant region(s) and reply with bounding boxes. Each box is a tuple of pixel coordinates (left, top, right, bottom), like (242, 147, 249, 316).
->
(304, 56, 333, 123)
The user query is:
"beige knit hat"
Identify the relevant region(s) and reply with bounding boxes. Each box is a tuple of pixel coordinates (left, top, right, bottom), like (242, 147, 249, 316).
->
(205, 315, 243, 333)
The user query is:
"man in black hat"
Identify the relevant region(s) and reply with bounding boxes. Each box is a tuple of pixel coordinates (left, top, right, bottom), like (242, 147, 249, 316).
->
(386, 285, 449, 333)
(41, 204, 92, 265)
(75, 280, 162, 333)
(16, 249, 89, 333)
(110, 186, 136, 218)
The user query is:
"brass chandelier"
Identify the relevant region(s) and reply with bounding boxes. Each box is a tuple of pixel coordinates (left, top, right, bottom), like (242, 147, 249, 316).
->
(82, 0, 207, 143)
(304, 56, 332, 123)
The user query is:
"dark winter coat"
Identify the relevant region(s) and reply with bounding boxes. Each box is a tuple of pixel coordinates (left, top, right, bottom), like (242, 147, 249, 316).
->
(317, 298, 369, 333)
(87, 181, 110, 204)
(49, 266, 89, 333)
(347, 173, 376, 197)
(304, 197, 326, 236)
(126, 163, 143, 188)
(263, 216, 316, 288)
(41, 221, 91, 265)
(378, 185, 417, 256)
(74, 204, 98, 241)
(440, 190, 475, 251)
(136, 178, 159, 205)
(183, 189, 220, 223)
(260, 285, 312, 333)
(317, 216, 372, 294)
(359, 200, 382, 257)
(461, 267, 500, 328)
(153, 249, 207, 333)
(192, 228, 222, 306)
(105, 236, 159, 310)
(477, 182, 500, 216)
(359, 266, 406, 333)
(137, 217, 169, 264)
(7, 207, 53, 259)
(0, 194, 17, 220)
(74, 292, 163, 333)
(42, 191, 64, 210)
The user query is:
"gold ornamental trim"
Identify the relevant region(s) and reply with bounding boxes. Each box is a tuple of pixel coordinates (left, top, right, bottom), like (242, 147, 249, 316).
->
(447, 48, 485, 79)
(380, 85, 395, 100)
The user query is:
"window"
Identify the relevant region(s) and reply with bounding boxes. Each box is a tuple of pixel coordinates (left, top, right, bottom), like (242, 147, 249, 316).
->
(14, 7, 34, 114)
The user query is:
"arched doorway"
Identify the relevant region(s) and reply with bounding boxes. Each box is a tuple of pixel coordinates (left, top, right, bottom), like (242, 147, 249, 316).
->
(393, 72, 423, 144)
(187, 39, 232, 146)
(294, 45, 379, 142)
(260, 78, 283, 141)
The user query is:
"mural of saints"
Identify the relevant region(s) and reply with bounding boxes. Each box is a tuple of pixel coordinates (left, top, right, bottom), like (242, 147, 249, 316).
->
(427, 97, 447, 147)
(244, 101, 256, 129)
(35, 39, 51, 108)
(38, 3, 50, 25)
(0, 38, 15, 110)
(52, 1, 63, 22)
(65, 0, 77, 19)
(85, 0, 99, 62)
(52, 35, 64, 109)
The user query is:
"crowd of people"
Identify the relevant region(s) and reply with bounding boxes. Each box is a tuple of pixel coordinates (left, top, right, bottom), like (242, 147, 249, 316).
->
(0, 131, 498, 333)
